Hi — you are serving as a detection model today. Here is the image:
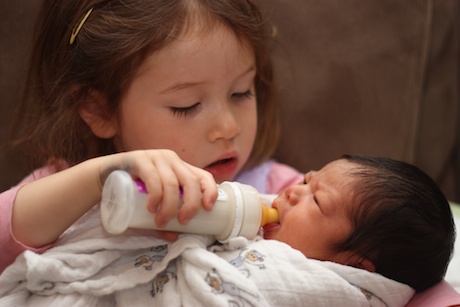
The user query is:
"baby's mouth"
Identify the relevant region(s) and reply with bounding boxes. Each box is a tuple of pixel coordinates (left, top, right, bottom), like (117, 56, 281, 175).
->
(263, 222, 280, 231)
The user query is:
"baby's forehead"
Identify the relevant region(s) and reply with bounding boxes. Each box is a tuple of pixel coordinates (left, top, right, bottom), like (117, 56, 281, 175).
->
(320, 159, 358, 175)
(311, 160, 360, 200)
(325, 160, 366, 194)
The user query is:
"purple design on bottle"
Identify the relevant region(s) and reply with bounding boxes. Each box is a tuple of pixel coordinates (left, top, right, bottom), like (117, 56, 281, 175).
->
(135, 180, 148, 194)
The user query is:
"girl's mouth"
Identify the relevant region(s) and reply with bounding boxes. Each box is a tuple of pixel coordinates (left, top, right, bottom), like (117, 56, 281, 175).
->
(208, 158, 233, 167)
(204, 157, 238, 180)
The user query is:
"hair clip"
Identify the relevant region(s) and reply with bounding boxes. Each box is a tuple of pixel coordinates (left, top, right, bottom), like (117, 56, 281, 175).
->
(70, 7, 94, 45)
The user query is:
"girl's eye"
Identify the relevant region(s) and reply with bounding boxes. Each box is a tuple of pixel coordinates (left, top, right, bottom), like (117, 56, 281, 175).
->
(231, 90, 254, 100)
(170, 103, 201, 117)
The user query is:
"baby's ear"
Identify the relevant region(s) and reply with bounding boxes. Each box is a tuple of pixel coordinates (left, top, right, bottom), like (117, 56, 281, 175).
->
(352, 257, 376, 272)
(78, 89, 117, 139)
(341, 252, 376, 272)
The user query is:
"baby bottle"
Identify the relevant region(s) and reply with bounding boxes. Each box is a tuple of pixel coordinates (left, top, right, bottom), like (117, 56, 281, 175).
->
(100, 170, 279, 242)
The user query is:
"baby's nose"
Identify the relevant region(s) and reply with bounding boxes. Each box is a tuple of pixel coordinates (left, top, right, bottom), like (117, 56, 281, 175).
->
(285, 185, 312, 206)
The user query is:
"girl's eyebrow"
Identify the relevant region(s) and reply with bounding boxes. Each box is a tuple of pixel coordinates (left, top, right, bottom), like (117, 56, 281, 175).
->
(159, 81, 206, 94)
(159, 65, 256, 95)
(238, 65, 256, 77)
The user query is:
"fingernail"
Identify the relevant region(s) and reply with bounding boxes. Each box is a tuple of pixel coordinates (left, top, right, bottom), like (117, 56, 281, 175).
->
(156, 219, 167, 228)
(147, 205, 156, 214)
(148, 203, 161, 214)
(180, 215, 191, 225)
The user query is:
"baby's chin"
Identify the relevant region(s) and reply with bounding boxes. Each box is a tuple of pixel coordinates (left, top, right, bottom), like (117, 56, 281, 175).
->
(262, 222, 280, 239)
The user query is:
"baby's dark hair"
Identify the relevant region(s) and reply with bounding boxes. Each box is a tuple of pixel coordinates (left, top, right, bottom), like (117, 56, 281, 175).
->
(339, 155, 455, 292)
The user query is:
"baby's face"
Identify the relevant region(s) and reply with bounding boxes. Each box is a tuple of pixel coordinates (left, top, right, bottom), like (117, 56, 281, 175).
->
(264, 159, 356, 264)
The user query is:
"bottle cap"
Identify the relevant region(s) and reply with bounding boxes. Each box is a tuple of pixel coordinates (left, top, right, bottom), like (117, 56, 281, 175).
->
(100, 171, 135, 234)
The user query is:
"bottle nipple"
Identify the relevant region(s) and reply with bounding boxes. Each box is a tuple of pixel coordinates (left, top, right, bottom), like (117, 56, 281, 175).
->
(260, 204, 279, 227)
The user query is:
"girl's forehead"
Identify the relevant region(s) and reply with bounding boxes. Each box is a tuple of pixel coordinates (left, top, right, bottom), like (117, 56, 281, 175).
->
(179, 18, 252, 50)
(135, 22, 254, 80)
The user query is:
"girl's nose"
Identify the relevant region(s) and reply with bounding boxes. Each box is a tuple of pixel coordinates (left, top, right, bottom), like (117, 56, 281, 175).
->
(207, 103, 241, 142)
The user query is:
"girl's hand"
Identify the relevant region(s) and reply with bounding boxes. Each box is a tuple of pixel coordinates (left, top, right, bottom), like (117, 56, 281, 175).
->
(12, 149, 215, 248)
(99, 149, 218, 231)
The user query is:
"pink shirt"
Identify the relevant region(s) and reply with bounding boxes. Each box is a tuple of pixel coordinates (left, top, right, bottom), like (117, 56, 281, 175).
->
(0, 166, 55, 273)
(406, 280, 460, 307)
(235, 159, 304, 194)
(1, 160, 459, 306)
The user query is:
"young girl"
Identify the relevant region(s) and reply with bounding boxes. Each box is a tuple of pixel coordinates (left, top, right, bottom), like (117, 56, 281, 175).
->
(0, 0, 302, 273)
(3, 0, 456, 304)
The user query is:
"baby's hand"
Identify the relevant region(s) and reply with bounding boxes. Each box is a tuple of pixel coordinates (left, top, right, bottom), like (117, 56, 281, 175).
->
(99, 149, 217, 231)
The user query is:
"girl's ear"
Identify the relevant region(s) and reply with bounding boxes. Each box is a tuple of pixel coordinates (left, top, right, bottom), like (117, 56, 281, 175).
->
(78, 89, 118, 139)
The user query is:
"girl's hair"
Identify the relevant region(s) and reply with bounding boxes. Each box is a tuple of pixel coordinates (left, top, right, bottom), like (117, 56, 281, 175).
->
(339, 155, 456, 292)
(11, 0, 278, 170)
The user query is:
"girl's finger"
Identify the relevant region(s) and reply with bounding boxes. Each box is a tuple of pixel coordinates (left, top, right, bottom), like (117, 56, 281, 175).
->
(188, 164, 218, 211)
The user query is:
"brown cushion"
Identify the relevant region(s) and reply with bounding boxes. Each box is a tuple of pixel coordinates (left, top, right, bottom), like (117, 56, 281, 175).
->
(254, 0, 460, 201)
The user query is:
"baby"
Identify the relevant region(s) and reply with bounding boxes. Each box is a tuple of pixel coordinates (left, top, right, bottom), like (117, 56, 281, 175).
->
(0, 155, 454, 307)
(263, 155, 455, 292)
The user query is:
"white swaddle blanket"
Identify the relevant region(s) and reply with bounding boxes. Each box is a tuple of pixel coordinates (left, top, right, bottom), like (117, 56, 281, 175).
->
(0, 207, 414, 306)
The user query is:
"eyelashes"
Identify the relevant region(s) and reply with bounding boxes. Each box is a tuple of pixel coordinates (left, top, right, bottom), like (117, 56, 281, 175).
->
(169, 90, 254, 117)
(170, 103, 201, 117)
(231, 90, 254, 100)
